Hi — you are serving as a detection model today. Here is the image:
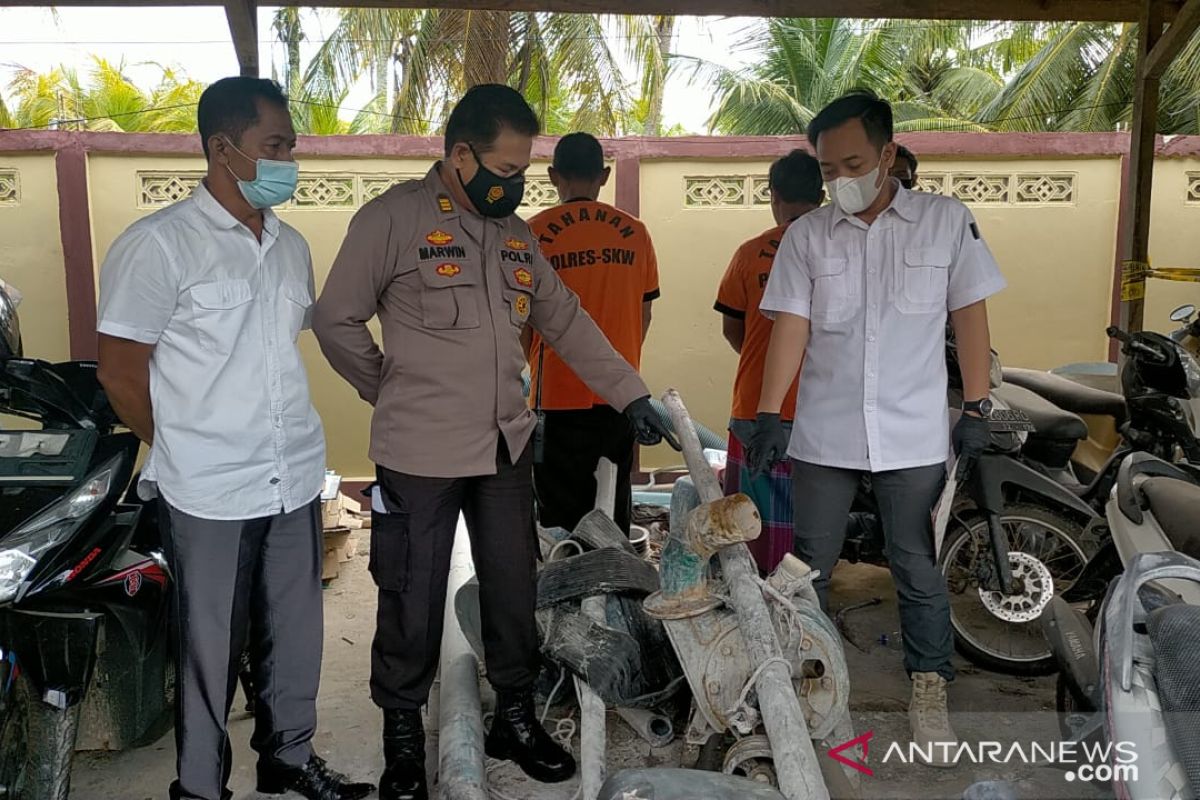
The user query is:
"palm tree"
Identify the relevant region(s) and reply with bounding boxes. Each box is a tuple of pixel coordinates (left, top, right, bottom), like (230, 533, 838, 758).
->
(697, 18, 995, 135)
(0, 58, 203, 132)
(287, 10, 676, 136)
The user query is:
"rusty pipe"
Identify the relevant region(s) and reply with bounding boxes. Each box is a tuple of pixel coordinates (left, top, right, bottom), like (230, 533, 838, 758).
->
(662, 390, 830, 800)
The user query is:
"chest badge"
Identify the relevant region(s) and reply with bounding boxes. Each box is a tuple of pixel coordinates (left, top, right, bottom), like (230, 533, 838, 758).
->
(513, 268, 533, 288)
(514, 294, 530, 319)
(436, 263, 461, 278)
(486, 186, 505, 204)
(505, 237, 529, 251)
(426, 230, 454, 246)
(437, 194, 454, 213)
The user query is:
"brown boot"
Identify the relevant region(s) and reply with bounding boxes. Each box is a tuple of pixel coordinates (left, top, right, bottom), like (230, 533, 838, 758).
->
(909, 672, 958, 768)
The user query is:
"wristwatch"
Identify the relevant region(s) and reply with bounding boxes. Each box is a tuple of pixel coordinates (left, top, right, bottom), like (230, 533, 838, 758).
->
(963, 398, 994, 418)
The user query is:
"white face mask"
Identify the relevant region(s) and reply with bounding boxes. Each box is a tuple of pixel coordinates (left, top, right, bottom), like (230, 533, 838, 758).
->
(827, 157, 886, 215)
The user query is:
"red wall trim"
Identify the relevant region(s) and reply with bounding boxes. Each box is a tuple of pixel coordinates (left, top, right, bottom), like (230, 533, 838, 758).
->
(8, 130, 1200, 160)
(614, 156, 640, 217)
(55, 145, 98, 360)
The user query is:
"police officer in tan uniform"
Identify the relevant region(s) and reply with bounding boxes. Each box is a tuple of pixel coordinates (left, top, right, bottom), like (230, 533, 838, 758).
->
(313, 84, 676, 800)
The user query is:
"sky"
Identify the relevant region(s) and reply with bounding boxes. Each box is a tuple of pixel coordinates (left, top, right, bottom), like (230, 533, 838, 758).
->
(0, 6, 757, 133)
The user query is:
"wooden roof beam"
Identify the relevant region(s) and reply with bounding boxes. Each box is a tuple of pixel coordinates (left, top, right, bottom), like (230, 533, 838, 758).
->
(224, 0, 259, 77)
(0, 0, 1182, 23)
(1142, 0, 1200, 77)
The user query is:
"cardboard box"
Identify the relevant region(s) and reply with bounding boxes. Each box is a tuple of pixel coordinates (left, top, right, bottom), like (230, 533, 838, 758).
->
(321, 492, 363, 531)
(321, 547, 340, 581)
(322, 528, 352, 581)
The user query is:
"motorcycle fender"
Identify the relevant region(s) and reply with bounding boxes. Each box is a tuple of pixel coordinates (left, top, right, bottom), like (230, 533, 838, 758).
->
(0, 608, 102, 708)
(973, 453, 1097, 519)
(1039, 597, 1100, 708)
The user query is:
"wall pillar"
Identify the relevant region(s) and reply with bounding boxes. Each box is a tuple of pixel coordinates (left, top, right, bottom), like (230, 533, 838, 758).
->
(55, 141, 98, 360)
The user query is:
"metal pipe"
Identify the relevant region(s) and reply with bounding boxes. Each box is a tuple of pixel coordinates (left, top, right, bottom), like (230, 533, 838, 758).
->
(576, 457, 619, 800)
(662, 389, 830, 800)
(437, 516, 488, 800)
(615, 706, 675, 748)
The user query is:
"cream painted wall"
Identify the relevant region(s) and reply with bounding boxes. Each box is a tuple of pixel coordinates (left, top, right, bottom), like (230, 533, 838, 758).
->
(0, 153, 70, 363)
(87, 154, 614, 479)
(635, 157, 1123, 469)
(1146, 158, 1200, 334)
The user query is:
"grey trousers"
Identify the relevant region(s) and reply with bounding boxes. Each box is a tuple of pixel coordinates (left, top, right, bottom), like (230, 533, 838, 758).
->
(159, 499, 323, 800)
(790, 460, 954, 681)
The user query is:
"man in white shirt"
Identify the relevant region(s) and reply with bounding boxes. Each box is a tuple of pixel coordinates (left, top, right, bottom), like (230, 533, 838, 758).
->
(747, 91, 1005, 763)
(96, 77, 373, 800)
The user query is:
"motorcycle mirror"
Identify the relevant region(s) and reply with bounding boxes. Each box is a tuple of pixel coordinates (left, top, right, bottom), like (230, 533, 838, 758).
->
(1170, 304, 1196, 323)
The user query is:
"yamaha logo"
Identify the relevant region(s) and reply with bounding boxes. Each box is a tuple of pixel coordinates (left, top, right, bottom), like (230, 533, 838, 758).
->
(124, 570, 143, 597)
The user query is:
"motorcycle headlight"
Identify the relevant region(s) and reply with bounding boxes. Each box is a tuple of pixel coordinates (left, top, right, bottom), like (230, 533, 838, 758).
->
(0, 459, 116, 603)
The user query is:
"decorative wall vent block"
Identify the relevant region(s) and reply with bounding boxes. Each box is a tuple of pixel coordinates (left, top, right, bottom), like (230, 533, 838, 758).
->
(750, 176, 772, 205)
(685, 176, 747, 207)
(915, 174, 948, 195)
(520, 177, 560, 209)
(0, 170, 19, 205)
(1015, 174, 1074, 204)
(292, 175, 356, 207)
(951, 174, 1011, 204)
(138, 172, 203, 208)
(1186, 172, 1200, 204)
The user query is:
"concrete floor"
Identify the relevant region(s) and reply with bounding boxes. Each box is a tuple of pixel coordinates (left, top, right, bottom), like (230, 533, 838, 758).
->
(71, 546, 1110, 800)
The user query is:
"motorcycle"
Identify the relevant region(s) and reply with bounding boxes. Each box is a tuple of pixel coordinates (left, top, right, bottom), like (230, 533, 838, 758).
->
(845, 330, 1102, 675)
(1041, 451, 1200, 800)
(0, 283, 172, 800)
(1002, 311, 1200, 503)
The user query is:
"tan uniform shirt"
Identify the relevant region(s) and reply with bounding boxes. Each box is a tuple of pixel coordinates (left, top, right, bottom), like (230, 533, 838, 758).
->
(313, 165, 649, 478)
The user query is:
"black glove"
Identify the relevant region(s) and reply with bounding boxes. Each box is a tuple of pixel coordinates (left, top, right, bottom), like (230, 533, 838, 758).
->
(624, 396, 682, 451)
(952, 412, 991, 481)
(745, 412, 789, 478)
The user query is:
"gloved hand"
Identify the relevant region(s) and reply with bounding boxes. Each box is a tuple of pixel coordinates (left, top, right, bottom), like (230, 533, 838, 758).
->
(746, 412, 789, 478)
(952, 412, 991, 481)
(624, 396, 682, 451)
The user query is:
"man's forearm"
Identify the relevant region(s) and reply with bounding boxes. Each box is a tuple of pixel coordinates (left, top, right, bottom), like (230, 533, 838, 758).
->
(758, 313, 809, 414)
(951, 301, 992, 402)
(105, 380, 155, 445)
(312, 313, 384, 406)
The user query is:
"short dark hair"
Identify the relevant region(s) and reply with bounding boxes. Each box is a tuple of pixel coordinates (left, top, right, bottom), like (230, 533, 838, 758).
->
(552, 132, 605, 180)
(197, 77, 289, 159)
(806, 90, 893, 149)
(444, 84, 541, 157)
(769, 150, 823, 205)
(895, 144, 919, 172)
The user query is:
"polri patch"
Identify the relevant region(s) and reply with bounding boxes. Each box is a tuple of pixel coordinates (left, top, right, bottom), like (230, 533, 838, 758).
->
(505, 237, 529, 251)
(486, 186, 505, 204)
(513, 268, 533, 288)
(426, 229, 453, 246)
(514, 294, 530, 318)
(436, 263, 461, 278)
(437, 194, 454, 213)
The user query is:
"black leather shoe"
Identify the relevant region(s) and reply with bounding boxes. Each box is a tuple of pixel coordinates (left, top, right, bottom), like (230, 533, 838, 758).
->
(257, 754, 375, 800)
(381, 709, 428, 800)
(485, 689, 576, 783)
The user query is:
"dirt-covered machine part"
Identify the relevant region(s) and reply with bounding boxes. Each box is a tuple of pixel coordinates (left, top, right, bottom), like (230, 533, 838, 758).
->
(645, 391, 859, 798)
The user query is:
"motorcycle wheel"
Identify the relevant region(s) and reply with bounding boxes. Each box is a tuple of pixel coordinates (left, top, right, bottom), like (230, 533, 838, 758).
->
(0, 670, 81, 800)
(939, 503, 1097, 676)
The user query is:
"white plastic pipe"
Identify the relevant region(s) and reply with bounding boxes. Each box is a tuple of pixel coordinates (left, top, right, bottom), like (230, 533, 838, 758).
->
(437, 516, 488, 800)
(662, 390, 829, 800)
(576, 458, 619, 800)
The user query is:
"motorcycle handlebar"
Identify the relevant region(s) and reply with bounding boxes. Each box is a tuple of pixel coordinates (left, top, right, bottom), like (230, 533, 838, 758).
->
(1106, 326, 1168, 364)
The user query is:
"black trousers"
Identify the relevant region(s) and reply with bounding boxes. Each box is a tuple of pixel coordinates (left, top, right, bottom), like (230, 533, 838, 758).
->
(790, 460, 954, 680)
(370, 443, 539, 711)
(534, 406, 636, 535)
(159, 500, 322, 800)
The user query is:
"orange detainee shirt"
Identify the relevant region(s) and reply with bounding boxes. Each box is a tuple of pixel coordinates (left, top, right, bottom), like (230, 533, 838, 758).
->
(715, 223, 800, 422)
(528, 200, 660, 411)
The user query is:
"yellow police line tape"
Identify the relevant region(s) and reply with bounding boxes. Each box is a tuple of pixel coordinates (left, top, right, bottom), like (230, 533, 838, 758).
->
(1120, 261, 1200, 301)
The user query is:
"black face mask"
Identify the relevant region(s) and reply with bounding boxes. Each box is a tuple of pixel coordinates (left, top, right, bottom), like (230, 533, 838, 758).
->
(458, 145, 525, 218)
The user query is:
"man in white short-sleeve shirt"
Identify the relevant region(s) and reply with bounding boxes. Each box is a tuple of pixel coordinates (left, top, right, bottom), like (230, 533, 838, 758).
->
(747, 91, 1006, 764)
(96, 77, 372, 800)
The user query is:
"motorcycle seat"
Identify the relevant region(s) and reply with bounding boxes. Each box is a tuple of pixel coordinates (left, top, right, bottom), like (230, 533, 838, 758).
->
(1001, 367, 1127, 424)
(994, 382, 1088, 441)
(1141, 478, 1200, 559)
(1146, 603, 1200, 794)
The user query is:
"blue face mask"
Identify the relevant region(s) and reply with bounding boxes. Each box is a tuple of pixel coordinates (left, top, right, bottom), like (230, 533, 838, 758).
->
(225, 139, 299, 209)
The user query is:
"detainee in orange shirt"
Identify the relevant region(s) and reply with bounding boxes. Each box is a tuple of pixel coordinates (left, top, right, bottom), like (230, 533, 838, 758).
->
(714, 150, 824, 572)
(526, 133, 660, 535)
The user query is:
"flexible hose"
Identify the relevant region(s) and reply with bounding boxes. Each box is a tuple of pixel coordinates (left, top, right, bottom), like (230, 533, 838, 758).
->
(648, 397, 725, 450)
